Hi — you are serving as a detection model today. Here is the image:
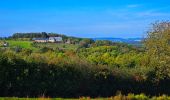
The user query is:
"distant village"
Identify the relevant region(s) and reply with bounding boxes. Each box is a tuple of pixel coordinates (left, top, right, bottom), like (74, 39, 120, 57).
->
(0, 36, 72, 47)
(33, 37, 63, 43)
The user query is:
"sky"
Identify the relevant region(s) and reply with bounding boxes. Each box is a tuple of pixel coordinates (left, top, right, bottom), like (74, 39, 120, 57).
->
(0, 0, 170, 38)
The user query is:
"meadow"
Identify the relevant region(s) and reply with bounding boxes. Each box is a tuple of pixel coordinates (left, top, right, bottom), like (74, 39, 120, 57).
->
(6, 40, 33, 48)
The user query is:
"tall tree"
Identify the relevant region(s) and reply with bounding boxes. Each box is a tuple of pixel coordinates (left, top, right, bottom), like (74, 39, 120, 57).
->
(144, 21, 170, 80)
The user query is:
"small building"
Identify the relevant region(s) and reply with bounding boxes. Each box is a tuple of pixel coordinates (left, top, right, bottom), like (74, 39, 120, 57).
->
(33, 38, 48, 43)
(49, 37, 63, 43)
(3, 42, 9, 47)
(66, 39, 71, 44)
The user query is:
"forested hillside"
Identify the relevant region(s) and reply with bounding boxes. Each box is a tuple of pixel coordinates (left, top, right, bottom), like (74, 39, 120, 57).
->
(0, 21, 169, 98)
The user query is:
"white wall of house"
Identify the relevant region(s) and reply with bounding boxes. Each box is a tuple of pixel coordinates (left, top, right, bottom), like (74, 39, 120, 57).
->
(54, 37, 63, 42)
(49, 37, 55, 42)
(49, 37, 62, 42)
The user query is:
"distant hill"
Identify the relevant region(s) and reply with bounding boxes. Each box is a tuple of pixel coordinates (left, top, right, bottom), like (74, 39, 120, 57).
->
(1, 33, 144, 46)
(93, 38, 143, 46)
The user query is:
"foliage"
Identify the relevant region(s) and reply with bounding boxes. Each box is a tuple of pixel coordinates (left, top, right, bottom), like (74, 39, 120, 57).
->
(93, 40, 112, 46)
(144, 21, 170, 80)
(77, 45, 143, 68)
(0, 48, 169, 98)
(32, 42, 79, 51)
(4, 40, 36, 50)
(79, 39, 95, 48)
(0, 22, 169, 98)
(1, 94, 170, 100)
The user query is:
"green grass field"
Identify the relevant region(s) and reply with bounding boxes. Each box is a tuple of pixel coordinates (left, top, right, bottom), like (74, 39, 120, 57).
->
(0, 40, 36, 50)
(0, 40, 79, 51)
(6, 40, 34, 48)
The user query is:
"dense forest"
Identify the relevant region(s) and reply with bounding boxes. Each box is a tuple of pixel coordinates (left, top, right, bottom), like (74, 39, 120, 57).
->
(0, 21, 170, 98)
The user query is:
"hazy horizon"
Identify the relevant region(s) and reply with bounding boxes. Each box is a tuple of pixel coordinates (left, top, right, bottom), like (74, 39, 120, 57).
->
(1, 0, 170, 38)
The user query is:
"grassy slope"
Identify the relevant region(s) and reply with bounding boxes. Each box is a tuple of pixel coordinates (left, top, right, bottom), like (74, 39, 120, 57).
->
(5, 40, 36, 49)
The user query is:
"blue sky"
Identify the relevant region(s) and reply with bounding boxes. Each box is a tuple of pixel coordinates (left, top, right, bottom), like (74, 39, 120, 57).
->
(0, 0, 170, 38)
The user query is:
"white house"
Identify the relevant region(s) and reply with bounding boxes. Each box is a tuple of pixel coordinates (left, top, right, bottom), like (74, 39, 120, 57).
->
(3, 42, 9, 47)
(49, 37, 63, 43)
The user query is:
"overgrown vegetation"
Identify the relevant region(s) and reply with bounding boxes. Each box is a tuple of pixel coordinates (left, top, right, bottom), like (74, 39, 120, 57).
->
(0, 94, 170, 100)
(0, 21, 169, 98)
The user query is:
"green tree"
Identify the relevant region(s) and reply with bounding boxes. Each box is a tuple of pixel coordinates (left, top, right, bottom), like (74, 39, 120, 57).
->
(144, 21, 170, 80)
(79, 39, 94, 48)
(94, 40, 112, 46)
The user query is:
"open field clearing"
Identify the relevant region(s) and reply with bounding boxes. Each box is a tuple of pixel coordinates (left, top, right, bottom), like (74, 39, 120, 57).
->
(0, 40, 36, 50)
